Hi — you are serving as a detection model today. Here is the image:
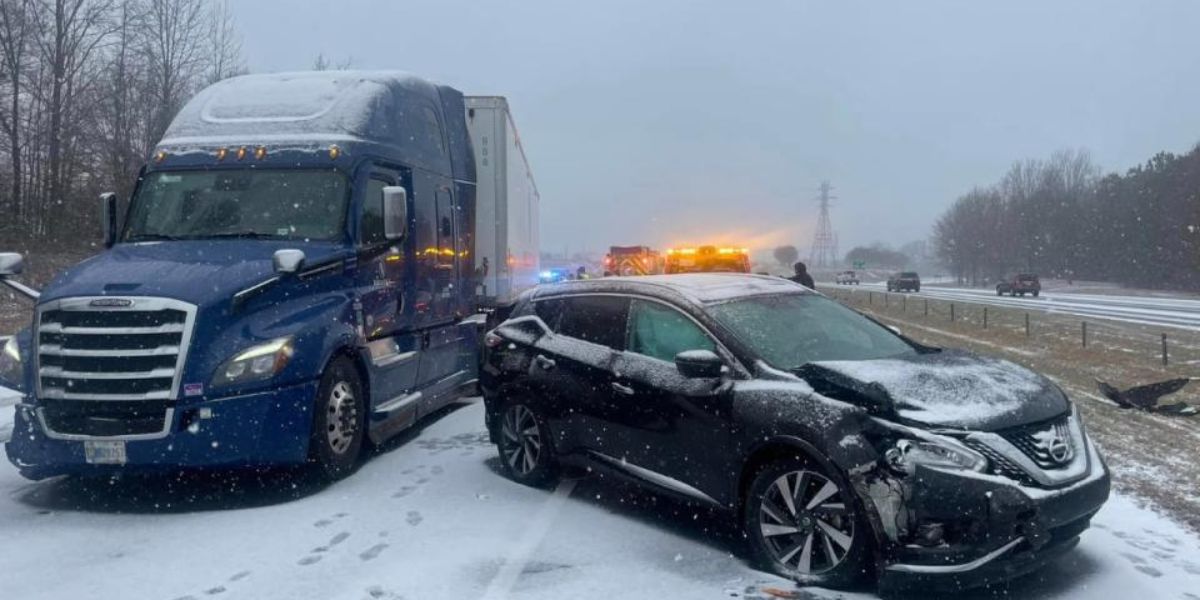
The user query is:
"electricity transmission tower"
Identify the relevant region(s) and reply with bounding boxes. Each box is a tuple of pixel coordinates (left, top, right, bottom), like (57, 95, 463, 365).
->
(809, 181, 839, 268)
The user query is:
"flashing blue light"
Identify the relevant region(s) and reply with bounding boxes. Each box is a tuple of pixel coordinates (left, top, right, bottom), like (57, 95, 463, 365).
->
(540, 271, 554, 279)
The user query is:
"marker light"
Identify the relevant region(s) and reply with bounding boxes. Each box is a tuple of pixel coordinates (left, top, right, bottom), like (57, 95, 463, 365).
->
(153, 150, 168, 163)
(236, 146, 247, 160)
(329, 145, 341, 159)
(254, 146, 267, 160)
(215, 147, 228, 161)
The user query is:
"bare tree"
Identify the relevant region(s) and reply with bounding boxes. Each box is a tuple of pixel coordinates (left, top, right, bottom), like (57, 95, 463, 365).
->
(0, 0, 34, 224)
(142, 0, 205, 142)
(205, 0, 242, 84)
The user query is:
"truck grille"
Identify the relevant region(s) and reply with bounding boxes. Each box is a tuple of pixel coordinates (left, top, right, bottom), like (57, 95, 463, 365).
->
(35, 297, 196, 439)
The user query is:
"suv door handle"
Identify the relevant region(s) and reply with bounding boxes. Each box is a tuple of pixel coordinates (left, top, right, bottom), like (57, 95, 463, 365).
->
(611, 382, 635, 396)
(535, 354, 556, 370)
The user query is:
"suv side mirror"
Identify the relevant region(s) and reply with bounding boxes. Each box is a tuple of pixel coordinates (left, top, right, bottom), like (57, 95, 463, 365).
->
(676, 349, 724, 379)
(273, 249, 306, 275)
(0, 253, 24, 276)
(382, 186, 408, 240)
(101, 192, 118, 248)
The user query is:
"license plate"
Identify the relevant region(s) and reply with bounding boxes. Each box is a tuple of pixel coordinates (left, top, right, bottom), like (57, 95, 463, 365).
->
(84, 440, 127, 465)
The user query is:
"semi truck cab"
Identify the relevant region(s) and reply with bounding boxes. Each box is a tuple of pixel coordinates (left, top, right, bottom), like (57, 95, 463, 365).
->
(0, 71, 535, 480)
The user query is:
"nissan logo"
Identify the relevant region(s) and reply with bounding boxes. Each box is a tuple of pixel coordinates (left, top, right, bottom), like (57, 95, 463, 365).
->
(89, 298, 133, 308)
(1047, 434, 1073, 463)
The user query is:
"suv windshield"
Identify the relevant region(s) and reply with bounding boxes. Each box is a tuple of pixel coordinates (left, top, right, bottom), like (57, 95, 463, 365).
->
(708, 293, 916, 370)
(123, 169, 349, 242)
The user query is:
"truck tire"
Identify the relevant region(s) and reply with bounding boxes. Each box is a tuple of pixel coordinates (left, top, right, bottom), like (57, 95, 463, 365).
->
(308, 356, 366, 481)
(996, 287, 1003, 296)
(1033, 290, 1039, 297)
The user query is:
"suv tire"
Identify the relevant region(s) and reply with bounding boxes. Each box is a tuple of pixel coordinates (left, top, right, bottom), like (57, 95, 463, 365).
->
(744, 457, 872, 588)
(496, 401, 558, 487)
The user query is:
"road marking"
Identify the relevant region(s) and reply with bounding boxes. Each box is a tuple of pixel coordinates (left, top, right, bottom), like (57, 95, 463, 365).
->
(479, 479, 577, 600)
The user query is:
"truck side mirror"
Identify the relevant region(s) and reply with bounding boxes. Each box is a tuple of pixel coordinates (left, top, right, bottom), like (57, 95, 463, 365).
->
(101, 192, 118, 248)
(382, 186, 408, 240)
(676, 349, 724, 379)
(273, 249, 306, 275)
(0, 253, 24, 276)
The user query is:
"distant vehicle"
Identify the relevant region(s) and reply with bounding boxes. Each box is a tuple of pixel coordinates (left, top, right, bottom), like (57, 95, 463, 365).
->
(539, 268, 572, 284)
(886, 271, 921, 292)
(604, 245, 662, 276)
(664, 245, 750, 274)
(835, 270, 860, 285)
(482, 273, 1109, 590)
(0, 71, 540, 482)
(997, 273, 1041, 297)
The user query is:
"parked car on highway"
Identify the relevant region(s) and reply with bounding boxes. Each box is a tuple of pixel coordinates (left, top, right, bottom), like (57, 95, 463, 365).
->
(835, 270, 860, 285)
(886, 271, 921, 292)
(480, 274, 1109, 591)
(997, 273, 1041, 297)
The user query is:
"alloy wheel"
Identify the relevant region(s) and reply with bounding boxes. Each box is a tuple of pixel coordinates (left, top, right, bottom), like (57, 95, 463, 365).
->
(758, 469, 855, 575)
(325, 380, 359, 455)
(500, 405, 542, 475)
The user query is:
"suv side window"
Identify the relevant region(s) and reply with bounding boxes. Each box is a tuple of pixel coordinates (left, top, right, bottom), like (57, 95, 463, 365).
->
(626, 299, 715, 362)
(532, 298, 565, 330)
(557, 296, 629, 349)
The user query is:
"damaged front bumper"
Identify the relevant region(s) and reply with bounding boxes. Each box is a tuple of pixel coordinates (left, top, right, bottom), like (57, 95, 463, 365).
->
(861, 412, 1111, 592)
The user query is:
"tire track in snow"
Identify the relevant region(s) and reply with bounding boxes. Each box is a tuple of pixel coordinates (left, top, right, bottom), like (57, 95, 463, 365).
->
(479, 479, 577, 600)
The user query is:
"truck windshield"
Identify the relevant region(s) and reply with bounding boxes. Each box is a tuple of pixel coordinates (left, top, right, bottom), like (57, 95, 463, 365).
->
(708, 293, 917, 370)
(123, 169, 349, 242)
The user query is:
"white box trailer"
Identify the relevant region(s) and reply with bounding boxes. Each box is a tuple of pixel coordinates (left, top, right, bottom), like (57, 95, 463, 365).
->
(465, 96, 540, 306)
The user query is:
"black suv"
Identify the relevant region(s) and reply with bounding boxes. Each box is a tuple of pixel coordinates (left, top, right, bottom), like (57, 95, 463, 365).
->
(481, 274, 1109, 591)
(886, 271, 921, 293)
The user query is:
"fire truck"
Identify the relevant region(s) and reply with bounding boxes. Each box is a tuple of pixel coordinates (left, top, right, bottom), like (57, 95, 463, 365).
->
(664, 246, 751, 274)
(604, 246, 662, 276)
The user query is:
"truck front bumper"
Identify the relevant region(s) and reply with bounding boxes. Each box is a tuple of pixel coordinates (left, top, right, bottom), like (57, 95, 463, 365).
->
(5, 380, 317, 480)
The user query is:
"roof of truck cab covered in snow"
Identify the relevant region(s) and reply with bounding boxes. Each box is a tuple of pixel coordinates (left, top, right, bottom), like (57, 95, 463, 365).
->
(154, 70, 473, 180)
(531, 273, 813, 306)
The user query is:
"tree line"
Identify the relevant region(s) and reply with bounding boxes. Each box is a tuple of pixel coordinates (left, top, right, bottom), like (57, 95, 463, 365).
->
(0, 0, 243, 246)
(932, 146, 1200, 290)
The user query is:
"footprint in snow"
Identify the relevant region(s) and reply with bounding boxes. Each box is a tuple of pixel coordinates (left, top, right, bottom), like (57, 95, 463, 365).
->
(365, 585, 403, 599)
(298, 555, 323, 566)
(431, 465, 444, 475)
(1135, 565, 1163, 578)
(314, 519, 333, 528)
(204, 586, 226, 595)
(392, 486, 415, 498)
(1182, 563, 1200, 575)
(1120, 552, 1146, 565)
(329, 532, 350, 546)
(406, 511, 423, 526)
(228, 571, 250, 582)
(360, 544, 389, 561)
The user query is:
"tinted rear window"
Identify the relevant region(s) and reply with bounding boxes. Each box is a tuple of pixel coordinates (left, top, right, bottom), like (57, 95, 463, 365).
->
(557, 296, 630, 349)
(900, 272, 919, 278)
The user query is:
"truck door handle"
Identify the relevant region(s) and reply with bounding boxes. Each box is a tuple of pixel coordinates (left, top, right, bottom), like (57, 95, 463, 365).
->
(611, 382, 635, 396)
(535, 355, 556, 370)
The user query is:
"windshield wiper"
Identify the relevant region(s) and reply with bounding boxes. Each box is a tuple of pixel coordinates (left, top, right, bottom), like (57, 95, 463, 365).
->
(126, 233, 184, 242)
(201, 231, 286, 240)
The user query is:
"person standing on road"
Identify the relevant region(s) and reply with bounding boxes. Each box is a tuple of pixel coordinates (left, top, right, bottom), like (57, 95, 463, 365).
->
(788, 261, 815, 289)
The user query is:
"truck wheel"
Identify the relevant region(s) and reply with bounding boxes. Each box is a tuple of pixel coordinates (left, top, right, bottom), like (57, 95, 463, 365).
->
(497, 401, 558, 487)
(308, 356, 366, 481)
(1033, 291, 1039, 297)
(744, 457, 872, 588)
(996, 288, 1003, 296)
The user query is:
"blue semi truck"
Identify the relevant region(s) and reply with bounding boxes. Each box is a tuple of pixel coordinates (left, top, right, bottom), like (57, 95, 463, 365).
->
(0, 71, 539, 480)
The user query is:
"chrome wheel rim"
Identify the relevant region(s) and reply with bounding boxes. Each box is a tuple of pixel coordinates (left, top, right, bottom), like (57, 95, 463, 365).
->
(325, 381, 358, 455)
(500, 405, 542, 475)
(758, 470, 855, 575)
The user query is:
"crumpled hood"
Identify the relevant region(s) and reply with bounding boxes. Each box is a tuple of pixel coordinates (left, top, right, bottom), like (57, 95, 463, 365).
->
(38, 240, 345, 307)
(801, 351, 1069, 431)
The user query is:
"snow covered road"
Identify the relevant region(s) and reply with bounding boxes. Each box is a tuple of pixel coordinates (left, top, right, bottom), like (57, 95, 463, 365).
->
(1, 388, 1199, 600)
(844, 283, 1200, 331)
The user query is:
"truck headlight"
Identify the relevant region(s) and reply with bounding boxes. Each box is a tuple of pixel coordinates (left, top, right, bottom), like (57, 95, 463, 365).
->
(0, 336, 22, 388)
(886, 438, 987, 474)
(212, 337, 294, 387)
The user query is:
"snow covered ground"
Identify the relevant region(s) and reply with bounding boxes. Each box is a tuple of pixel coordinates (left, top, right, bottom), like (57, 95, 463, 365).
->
(851, 283, 1200, 331)
(1, 387, 1198, 600)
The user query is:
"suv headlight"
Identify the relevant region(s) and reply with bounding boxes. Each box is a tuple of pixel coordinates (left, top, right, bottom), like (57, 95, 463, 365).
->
(0, 336, 22, 389)
(886, 438, 987, 474)
(212, 337, 294, 387)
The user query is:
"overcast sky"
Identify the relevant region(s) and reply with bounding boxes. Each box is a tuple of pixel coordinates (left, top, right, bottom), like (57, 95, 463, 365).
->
(231, 0, 1200, 258)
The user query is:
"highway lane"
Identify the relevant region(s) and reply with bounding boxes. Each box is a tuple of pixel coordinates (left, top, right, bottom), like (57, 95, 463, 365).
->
(825, 282, 1200, 331)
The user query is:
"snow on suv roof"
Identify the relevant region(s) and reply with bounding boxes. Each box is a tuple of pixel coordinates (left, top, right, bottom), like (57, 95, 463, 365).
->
(535, 273, 811, 305)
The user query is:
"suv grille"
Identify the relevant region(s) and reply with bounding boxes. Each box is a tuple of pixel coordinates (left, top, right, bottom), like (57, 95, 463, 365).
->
(1001, 417, 1075, 470)
(35, 297, 196, 438)
(964, 439, 1037, 486)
